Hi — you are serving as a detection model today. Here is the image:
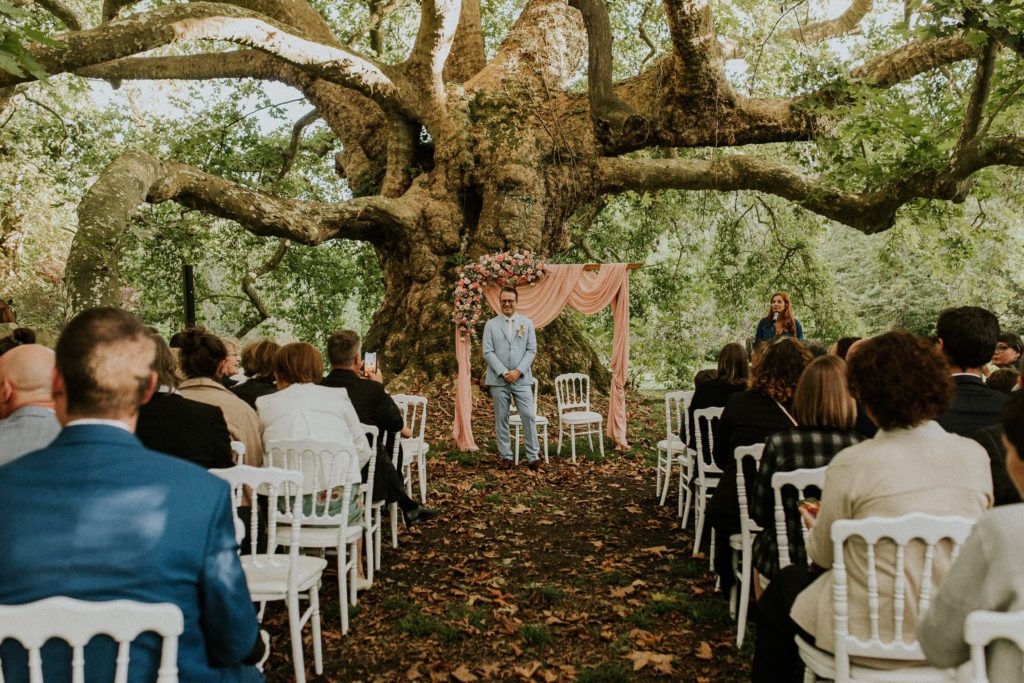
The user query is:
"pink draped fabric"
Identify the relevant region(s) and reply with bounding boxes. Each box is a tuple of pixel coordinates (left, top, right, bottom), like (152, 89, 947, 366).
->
(453, 264, 631, 451)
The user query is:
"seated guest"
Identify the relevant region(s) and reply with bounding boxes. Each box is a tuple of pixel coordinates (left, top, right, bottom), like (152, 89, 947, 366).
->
(257, 342, 372, 525)
(751, 331, 992, 682)
(706, 337, 812, 590)
(320, 330, 438, 525)
(919, 391, 1024, 681)
(749, 355, 863, 588)
(0, 344, 61, 466)
(178, 327, 263, 467)
(231, 339, 280, 409)
(991, 332, 1023, 370)
(0, 327, 36, 356)
(986, 368, 1018, 396)
(688, 343, 749, 452)
(971, 357, 1024, 507)
(220, 338, 242, 388)
(0, 308, 263, 682)
(136, 333, 234, 469)
(936, 306, 1007, 435)
(831, 336, 861, 360)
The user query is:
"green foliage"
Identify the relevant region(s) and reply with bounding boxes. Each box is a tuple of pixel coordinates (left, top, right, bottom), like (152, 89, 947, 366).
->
(576, 661, 632, 683)
(0, 2, 61, 79)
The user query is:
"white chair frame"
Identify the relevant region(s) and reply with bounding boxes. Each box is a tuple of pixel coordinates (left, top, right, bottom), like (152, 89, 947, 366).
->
(965, 610, 1024, 683)
(360, 424, 387, 582)
(0, 597, 184, 683)
(510, 378, 550, 465)
(393, 394, 430, 504)
(690, 406, 724, 554)
(772, 467, 828, 571)
(229, 440, 246, 465)
(554, 373, 605, 463)
(730, 444, 764, 648)
(797, 513, 976, 683)
(210, 465, 326, 683)
(656, 391, 694, 518)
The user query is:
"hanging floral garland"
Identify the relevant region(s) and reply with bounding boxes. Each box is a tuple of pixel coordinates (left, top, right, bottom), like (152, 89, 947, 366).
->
(453, 250, 547, 337)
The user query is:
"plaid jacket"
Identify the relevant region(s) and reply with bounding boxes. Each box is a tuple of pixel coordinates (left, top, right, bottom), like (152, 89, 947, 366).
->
(750, 427, 863, 580)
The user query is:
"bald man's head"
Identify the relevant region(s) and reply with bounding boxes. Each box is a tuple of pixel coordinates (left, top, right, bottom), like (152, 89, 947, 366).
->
(0, 344, 56, 418)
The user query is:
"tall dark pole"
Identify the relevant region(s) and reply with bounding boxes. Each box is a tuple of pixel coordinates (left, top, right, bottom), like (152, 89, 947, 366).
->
(183, 264, 196, 328)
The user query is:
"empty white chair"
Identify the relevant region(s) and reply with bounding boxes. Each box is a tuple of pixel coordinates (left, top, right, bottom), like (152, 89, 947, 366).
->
(772, 467, 827, 571)
(964, 610, 1024, 683)
(554, 373, 604, 463)
(393, 394, 430, 504)
(210, 465, 326, 683)
(0, 596, 184, 683)
(656, 390, 694, 516)
(730, 444, 764, 648)
(690, 406, 724, 554)
(797, 513, 975, 683)
(510, 378, 550, 465)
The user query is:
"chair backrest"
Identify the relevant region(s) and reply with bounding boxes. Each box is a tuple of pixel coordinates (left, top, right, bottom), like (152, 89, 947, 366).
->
(830, 513, 977, 680)
(771, 467, 828, 570)
(734, 445, 765, 541)
(209, 465, 304, 560)
(509, 379, 539, 416)
(0, 597, 184, 683)
(264, 439, 359, 528)
(965, 610, 1024, 683)
(663, 390, 691, 445)
(229, 440, 246, 465)
(392, 394, 427, 441)
(555, 373, 590, 413)
(692, 406, 724, 482)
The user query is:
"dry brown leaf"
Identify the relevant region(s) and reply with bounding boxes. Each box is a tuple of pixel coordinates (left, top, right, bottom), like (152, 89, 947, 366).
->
(609, 585, 635, 598)
(642, 545, 670, 557)
(451, 665, 478, 682)
(406, 663, 423, 680)
(624, 505, 642, 514)
(513, 661, 541, 679)
(695, 641, 713, 660)
(509, 503, 529, 514)
(540, 671, 558, 683)
(625, 650, 674, 674)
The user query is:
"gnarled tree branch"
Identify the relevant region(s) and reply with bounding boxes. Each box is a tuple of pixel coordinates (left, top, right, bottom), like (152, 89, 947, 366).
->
(443, 0, 485, 83)
(596, 138, 1024, 233)
(12, 0, 85, 29)
(850, 34, 981, 88)
(236, 238, 290, 337)
(951, 37, 998, 171)
(402, 0, 460, 119)
(785, 0, 872, 44)
(277, 109, 321, 181)
(67, 150, 417, 310)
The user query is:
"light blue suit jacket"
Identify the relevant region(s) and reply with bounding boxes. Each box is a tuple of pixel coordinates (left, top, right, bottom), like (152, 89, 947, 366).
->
(0, 425, 261, 682)
(482, 313, 537, 387)
(0, 405, 60, 467)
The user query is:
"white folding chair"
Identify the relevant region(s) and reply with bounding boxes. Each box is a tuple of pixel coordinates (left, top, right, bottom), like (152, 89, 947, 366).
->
(210, 465, 326, 683)
(0, 597, 184, 683)
(772, 467, 828, 571)
(360, 424, 385, 582)
(690, 406, 724, 554)
(656, 390, 694, 515)
(230, 440, 246, 465)
(510, 378, 550, 465)
(393, 394, 430, 504)
(797, 513, 976, 683)
(730, 443, 764, 648)
(965, 610, 1024, 683)
(554, 373, 604, 463)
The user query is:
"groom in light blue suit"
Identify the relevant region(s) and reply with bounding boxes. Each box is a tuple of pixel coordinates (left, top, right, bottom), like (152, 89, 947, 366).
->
(483, 286, 541, 468)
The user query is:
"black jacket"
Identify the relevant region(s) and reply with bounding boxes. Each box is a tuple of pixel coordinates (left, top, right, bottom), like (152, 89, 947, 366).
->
(230, 377, 278, 410)
(136, 392, 234, 469)
(687, 378, 747, 451)
(937, 375, 1007, 437)
(320, 368, 404, 456)
(970, 424, 1022, 507)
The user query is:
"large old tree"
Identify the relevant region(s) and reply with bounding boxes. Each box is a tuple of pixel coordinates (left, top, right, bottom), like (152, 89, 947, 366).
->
(1, 0, 1022, 379)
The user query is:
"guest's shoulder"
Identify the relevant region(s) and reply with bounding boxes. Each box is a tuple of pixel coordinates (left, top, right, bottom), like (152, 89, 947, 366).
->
(979, 504, 1024, 540)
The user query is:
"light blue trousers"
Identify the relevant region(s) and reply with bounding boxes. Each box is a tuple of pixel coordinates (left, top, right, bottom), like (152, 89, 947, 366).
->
(490, 382, 539, 461)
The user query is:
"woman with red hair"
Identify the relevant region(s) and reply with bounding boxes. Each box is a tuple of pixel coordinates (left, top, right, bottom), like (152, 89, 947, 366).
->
(755, 292, 804, 341)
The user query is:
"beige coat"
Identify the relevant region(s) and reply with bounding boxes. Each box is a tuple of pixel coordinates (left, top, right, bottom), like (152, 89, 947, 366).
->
(179, 377, 263, 467)
(791, 421, 992, 656)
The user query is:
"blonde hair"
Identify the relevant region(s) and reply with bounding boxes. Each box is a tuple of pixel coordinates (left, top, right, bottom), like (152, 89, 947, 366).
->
(792, 355, 857, 430)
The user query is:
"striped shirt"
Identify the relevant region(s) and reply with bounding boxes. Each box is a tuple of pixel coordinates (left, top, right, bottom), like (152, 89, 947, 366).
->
(750, 426, 863, 579)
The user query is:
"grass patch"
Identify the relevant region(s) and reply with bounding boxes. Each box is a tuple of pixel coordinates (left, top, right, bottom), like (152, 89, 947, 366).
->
(470, 480, 490, 490)
(522, 582, 563, 605)
(483, 493, 504, 504)
(668, 560, 708, 580)
(517, 623, 553, 647)
(444, 450, 478, 467)
(397, 609, 465, 643)
(601, 570, 629, 587)
(382, 596, 415, 612)
(577, 661, 632, 683)
(447, 603, 488, 630)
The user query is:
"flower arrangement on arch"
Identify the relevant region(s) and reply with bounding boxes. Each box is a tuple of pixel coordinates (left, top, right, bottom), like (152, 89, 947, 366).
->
(453, 250, 547, 337)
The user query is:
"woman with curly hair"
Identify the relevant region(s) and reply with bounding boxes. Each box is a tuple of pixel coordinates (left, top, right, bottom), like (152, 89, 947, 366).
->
(705, 337, 813, 591)
(754, 292, 804, 342)
(751, 332, 992, 682)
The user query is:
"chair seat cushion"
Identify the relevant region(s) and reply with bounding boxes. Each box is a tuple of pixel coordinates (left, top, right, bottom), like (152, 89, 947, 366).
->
(400, 438, 430, 456)
(561, 411, 602, 425)
(657, 438, 690, 454)
(796, 636, 956, 682)
(509, 414, 549, 426)
(277, 523, 362, 549)
(242, 554, 327, 596)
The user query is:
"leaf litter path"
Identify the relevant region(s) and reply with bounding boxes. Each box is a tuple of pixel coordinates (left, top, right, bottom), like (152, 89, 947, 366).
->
(263, 396, 752, 682)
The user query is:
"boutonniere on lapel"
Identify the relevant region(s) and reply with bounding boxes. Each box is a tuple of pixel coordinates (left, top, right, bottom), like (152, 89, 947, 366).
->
(516, 324, 526, 338)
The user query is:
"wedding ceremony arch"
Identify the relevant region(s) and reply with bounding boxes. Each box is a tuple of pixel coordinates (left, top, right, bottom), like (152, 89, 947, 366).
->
(453, 260, 637, 452)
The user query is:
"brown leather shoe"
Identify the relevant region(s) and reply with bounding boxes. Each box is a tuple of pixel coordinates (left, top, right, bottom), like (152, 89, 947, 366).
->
(527, 459, 543, 472)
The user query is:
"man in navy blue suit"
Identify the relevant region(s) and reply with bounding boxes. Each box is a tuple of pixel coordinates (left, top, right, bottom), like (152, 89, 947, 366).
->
(0, 308, 263, 682)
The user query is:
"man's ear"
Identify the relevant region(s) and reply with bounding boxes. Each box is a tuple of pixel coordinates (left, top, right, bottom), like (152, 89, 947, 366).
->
(0, 378, 11, 404)
(140, 372, 158, 406)
(51, 367, 64, 401)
